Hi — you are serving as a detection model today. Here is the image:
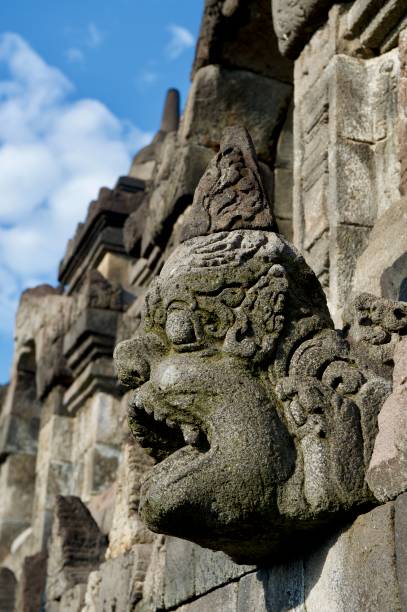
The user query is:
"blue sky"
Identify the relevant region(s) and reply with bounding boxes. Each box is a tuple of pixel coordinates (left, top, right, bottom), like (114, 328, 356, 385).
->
(0, 0, 203, 383)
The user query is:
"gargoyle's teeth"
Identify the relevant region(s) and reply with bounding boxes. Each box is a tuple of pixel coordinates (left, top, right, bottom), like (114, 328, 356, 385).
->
(181, 424, 200, 446)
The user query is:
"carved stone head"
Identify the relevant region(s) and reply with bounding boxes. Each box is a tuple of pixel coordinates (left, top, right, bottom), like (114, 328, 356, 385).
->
(114, 127, 388, 563)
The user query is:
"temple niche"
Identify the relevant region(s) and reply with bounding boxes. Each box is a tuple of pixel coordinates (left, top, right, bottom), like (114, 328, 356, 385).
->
(0, 1, 407, 611)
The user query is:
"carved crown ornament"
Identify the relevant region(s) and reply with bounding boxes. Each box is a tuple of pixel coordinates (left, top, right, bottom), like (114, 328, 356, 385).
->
(114, 126, 406, 564)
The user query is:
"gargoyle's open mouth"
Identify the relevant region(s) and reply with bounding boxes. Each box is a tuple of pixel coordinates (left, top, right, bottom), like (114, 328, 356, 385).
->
(128, 393, 210, 463)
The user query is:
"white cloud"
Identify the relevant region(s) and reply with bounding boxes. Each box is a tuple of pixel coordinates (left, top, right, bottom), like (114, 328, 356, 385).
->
(65, 47, 84, 63)
(165, 24, 195, 60)
(0, 32, 151, 339)
(87, 22, 104, 48)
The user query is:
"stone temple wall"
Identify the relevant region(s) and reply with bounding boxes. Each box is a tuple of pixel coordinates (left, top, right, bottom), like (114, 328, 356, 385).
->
(0, 1, 406, 611)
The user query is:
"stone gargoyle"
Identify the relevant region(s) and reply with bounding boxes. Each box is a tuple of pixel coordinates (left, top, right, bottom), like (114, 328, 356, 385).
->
(114, 126, 407, 564)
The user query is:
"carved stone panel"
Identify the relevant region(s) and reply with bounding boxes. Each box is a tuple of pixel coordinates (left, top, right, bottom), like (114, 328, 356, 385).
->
(114, 127, 395, 564)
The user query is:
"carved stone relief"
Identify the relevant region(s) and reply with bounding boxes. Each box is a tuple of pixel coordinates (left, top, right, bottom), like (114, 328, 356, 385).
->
(114, 126, 399, 564)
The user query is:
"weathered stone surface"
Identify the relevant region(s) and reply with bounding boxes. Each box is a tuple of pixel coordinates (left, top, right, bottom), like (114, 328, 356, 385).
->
(82, 547, 151, 612)
(62, 357, 122, 414)
(57, 584, 87, 612)
(237, 563, 304, 612)
(87, 483, 116, 536)
(130, 89, 180, 182)
(395, 492, 407, 612)
(347, 0, 407, 52)
(352, 198, 407, 301)
(141, 137, 212, 255)
(13, 288, 73, 402)
(294, 48, 400, 319)
(159, 88, 180, 134)
(192, 0, 292, 82)
(123, 199, 149, 257)
(0, 347, 42, 458)
(304, 503, 400, 611)
(0, 454, 36, 561)
(400, 29, 407, 196)
(180, 126, 276, 241)
(367, 337, 407, 501)
(46, 496, 107, 602)
(147, 536, 254, 610)
(180, 65, 292, 165)
(17, 552, 47, 612)
(0, 413, 40, 459)
(272, 0, 339, 59)
(1, 1, 407, 609)
(30, 414, 75, 550)
(58, 178, 144, 291)
(82, 443, 121, 500)
(344, 292, 407, 381)
(107, 439, 154, 559)
(0, 567, 17, 612)
(274, 102, 293, 241)
(178, 582, 238, 612)
(115, 128, 392, 564)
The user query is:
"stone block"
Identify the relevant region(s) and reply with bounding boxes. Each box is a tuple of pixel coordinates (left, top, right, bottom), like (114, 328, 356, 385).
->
(192, 0, 292, 82)
(304, 231, 330, 290)
(63, 308, 119, 363)
(274, 103, 293, 237)
(347, 0, 384, 38)
(272, 0, 337, 58)
(0, 567, 17, 612)
(89, 393, 123, 448)
(151, 536, 255, 610)
(87, 483, 116, 536)
(400, 29, 407, 196)
(358, 0, 407, 51)
(0, 454, 36, 560)
(330, 224, 371, 317)
(304, 503, 400, 611)
(395, 492, 407, 612)
(106, 440, 154, 560)
(59, 584, 87, 612)
(334, 140, 375, 226)
(178, 582, 238, 612)
(37, 415, 74, 465)
(46, 496, 106, 602)
(17, 552, 47, 612)
(123, 199, 149, 257)
(0, 413, 40, 458)
(2, 526, 33, 581)
(63, 357, 121, 414)
(367, 337, 407, 501)
(97, 252, 132, 288)
(82, 443, 121, 500)
(180, 65, 292, 164)
(83, 549, 151, 612)
(352, 198, 407, 300)
(237, 563, 305, 612)
(58, 180, 144, 290)
(141, 141, 212, 254)
(40, 386, 67, 427)
(331, 51, 399, 222)
(138, 535, 166, 612)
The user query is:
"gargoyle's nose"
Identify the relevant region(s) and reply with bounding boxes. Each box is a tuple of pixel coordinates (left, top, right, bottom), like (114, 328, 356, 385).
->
(113, 334, 165, 388)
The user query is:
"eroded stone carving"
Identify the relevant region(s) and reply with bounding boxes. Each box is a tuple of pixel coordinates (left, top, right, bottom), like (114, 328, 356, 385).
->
(180, 126, 277, 241)
(114, 127, 395, 564)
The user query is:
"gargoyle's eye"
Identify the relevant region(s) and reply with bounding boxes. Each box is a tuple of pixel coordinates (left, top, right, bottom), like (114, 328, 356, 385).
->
(165, 309, 197, 345)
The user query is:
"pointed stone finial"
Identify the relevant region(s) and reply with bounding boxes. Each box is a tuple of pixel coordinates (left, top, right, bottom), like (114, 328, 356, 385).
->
(160, 88, 180, 133)
(180, 126, 276, 242)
